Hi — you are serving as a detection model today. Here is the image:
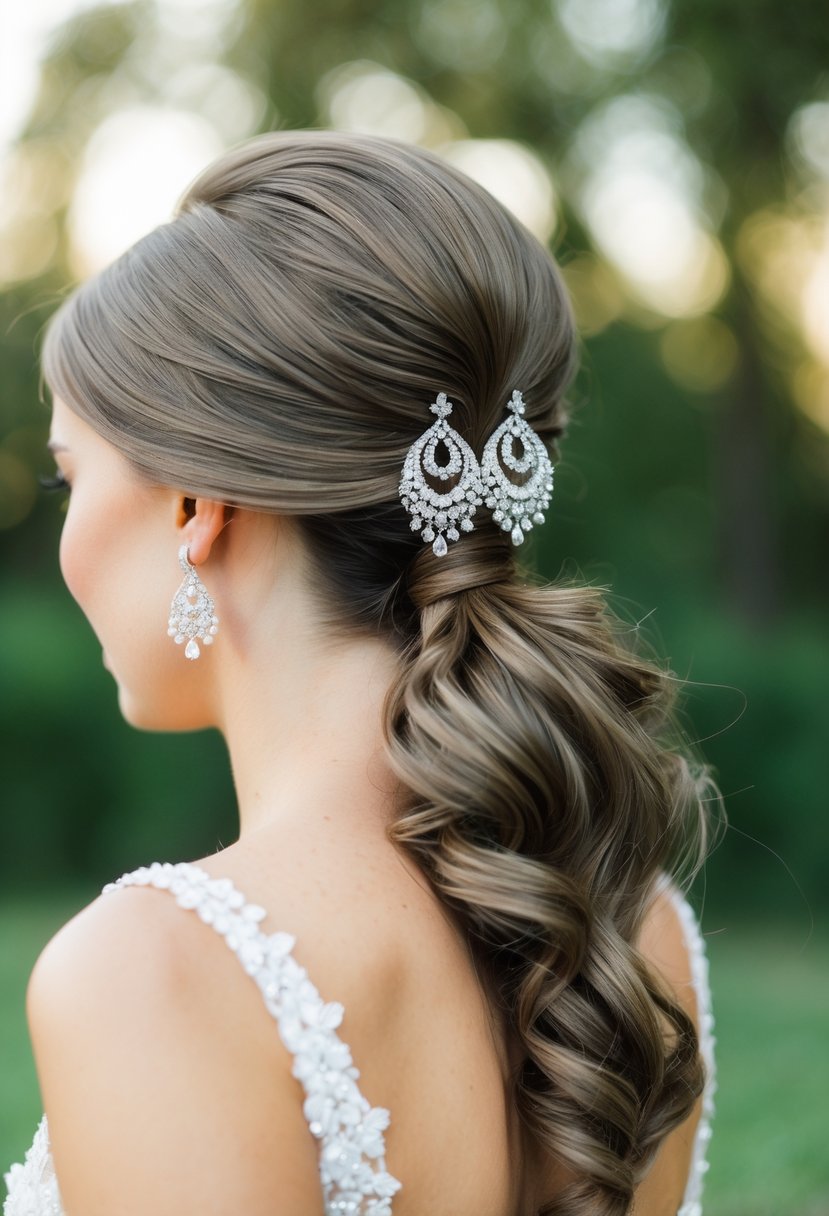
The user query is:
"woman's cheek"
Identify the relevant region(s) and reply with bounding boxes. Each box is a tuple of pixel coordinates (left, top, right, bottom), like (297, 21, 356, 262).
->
(58, 498, 103, 619)
(58, 505, 83, 604)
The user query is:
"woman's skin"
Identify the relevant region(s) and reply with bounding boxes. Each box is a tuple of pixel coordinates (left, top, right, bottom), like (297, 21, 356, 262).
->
(26, 396, 702, 1216)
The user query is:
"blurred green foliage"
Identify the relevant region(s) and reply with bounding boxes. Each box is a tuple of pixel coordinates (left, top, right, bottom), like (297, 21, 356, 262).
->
(0, 0, 827, 933)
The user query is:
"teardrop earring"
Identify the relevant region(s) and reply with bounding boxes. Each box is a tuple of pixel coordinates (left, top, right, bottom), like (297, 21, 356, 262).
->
(167, 545, 219, 660)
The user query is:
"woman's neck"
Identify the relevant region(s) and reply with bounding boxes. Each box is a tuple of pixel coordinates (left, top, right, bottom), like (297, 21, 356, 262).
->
(215, 629, 404, 844)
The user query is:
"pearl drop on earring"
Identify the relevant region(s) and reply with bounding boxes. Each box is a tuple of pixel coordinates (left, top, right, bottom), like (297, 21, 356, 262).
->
(167, 545, 219, 660)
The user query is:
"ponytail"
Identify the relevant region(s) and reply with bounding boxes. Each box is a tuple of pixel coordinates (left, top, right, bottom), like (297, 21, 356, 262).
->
(383, 533, 718, 1215)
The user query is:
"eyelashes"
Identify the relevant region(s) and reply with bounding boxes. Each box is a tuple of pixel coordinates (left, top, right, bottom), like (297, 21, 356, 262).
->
(38, 471, 71, 493)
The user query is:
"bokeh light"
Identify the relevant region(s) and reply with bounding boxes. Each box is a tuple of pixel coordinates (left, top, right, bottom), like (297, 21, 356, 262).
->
(439, 139, 558, 244)
(319, 61, 462, 146)
(319, 62, 556, 242)
(154, 0, 242, 50)
(557, 0, 666, 66)
(737, 207, 829, 433)
(0, 2, 103, 157)
(801, 219, 829, 366)
(788, 102, 829, 183)
(66, 106, 224, 276)
(160, 63, 267, 146)
(566, 93, 729, 317)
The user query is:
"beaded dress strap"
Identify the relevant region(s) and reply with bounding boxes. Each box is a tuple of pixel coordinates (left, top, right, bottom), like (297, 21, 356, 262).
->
(102, 861, 402, 1216)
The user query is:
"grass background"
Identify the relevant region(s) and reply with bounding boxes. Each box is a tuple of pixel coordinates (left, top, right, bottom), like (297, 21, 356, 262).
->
(1, 887, 827, 1215)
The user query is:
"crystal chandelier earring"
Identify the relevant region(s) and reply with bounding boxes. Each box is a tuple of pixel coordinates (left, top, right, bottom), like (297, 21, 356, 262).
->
(481, 390, 555, 546)
(399, 392, 484, 557)
(167, 545, 219, 660)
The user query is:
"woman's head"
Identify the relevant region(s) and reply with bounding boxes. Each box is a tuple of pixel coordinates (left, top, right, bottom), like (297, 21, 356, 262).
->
(43, 130, 577, 657)
(42, 130, 717, 1215)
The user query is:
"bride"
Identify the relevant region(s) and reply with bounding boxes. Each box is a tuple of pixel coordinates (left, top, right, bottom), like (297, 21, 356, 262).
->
(6, 130, 717, 1216)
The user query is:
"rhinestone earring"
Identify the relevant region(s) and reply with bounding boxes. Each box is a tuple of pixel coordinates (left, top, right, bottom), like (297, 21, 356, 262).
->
(167, 545, 219, 660)
(399, 392, 484, 557)
(481, 390, 555, 546)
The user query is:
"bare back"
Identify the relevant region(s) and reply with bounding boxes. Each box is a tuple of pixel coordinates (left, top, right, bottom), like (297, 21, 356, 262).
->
(190, 832, 710, 1216)
(194, 832, 520, 1215)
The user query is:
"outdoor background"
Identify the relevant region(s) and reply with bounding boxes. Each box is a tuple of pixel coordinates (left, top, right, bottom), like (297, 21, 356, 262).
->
(1, 1, 827, 1212)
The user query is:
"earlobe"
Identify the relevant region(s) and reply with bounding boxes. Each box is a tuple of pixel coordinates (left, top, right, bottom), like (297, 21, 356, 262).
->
(180, 498, 231, 566)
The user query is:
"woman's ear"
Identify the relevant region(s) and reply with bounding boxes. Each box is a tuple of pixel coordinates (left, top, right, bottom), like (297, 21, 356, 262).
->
(178, 497, 233, 565)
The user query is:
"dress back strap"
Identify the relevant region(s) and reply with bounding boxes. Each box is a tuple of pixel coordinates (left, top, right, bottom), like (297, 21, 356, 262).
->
(102, 861, 401, 1216)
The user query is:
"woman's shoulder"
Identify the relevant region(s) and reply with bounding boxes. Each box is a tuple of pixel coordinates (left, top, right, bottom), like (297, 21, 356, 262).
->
(24, 845, 415, 1215)
(26, 864, 201, 1018)
(24, 859, 272, 1111)
(29, 835, 415, 1039)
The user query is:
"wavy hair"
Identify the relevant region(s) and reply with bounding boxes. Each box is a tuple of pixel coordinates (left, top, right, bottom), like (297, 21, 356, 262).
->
(41, 130, 721, 1214)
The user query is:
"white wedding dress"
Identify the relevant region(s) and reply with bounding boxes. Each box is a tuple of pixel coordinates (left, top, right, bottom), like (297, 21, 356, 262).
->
(3, 863, 715, 1216)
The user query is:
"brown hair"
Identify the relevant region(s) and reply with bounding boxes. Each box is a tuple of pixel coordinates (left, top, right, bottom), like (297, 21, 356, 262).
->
(41, 130, 720, 1214)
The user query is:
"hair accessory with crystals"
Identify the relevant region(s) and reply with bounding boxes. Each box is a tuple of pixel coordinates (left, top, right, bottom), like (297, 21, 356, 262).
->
(398, 392, 484, 557)
(167, 544, 219, 660)
(481, 390, 555, 547)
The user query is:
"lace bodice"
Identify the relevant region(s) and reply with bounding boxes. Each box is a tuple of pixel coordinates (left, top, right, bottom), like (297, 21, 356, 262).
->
(4, 864, 715, 1216)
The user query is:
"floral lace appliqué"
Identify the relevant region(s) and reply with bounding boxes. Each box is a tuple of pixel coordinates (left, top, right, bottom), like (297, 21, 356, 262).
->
(100, 861, 402, 1216)
(3, 1113, 63, 1216)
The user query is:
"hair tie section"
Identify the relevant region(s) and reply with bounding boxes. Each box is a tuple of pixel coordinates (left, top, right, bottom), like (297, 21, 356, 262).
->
(406, 528, 517, 610)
